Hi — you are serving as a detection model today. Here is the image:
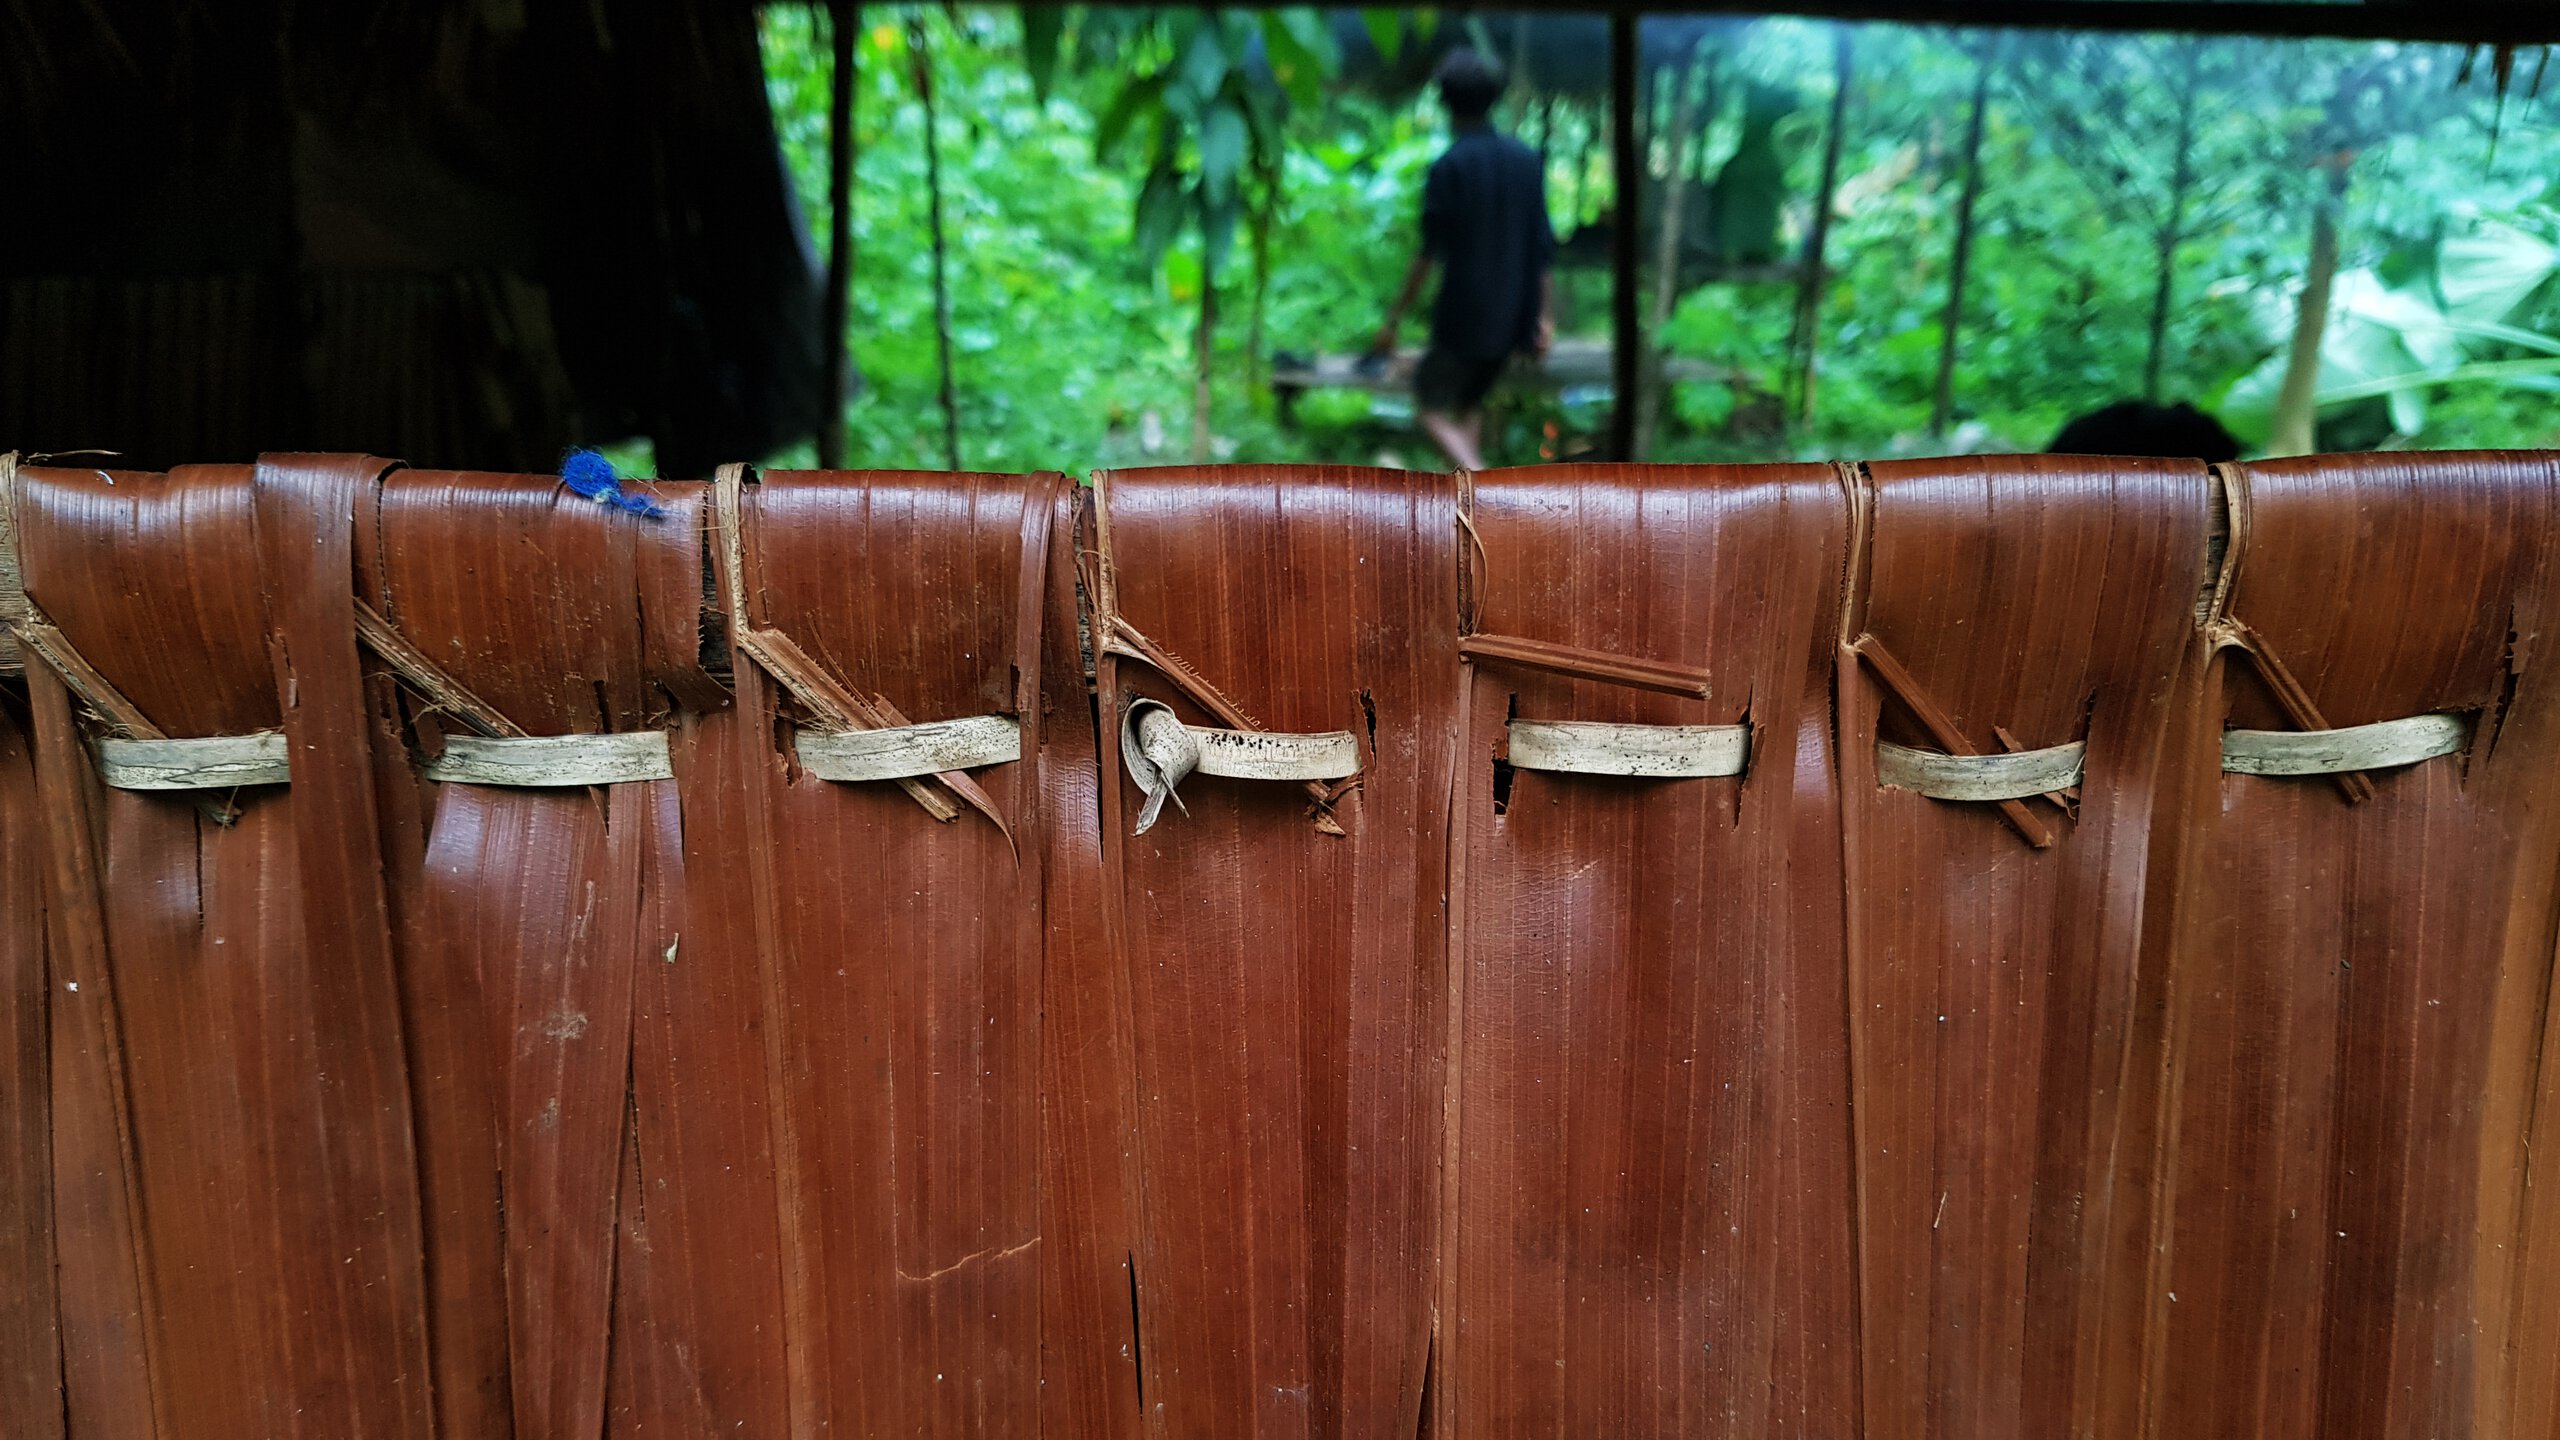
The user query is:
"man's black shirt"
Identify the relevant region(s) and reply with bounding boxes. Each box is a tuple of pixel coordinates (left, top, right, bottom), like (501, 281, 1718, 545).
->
(1421, 124, 1556, 362)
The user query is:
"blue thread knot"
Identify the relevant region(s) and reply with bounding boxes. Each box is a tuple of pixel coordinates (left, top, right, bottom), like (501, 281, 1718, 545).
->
(560, 448, 666, 518)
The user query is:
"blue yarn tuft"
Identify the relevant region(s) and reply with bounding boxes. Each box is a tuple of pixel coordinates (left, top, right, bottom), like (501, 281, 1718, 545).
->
(559, 448, 666, 519)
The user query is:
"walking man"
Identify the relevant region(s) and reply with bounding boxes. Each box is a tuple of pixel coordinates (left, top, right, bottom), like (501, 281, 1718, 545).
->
(1373, 47, 1558, 472)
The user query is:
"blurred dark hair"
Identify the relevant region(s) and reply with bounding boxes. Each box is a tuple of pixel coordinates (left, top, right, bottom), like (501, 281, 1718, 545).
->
(2047, 400, 2241, 462)
(1436, 47, 1504, 122)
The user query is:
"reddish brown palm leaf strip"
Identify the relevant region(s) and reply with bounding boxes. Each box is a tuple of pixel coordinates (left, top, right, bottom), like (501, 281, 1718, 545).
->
(1449, 461, 1856, 1437)
(1456, 631, 1714, 699)
(18, 606, 249, 825)
(0, 703, 64, 1434)
(1033, 484, 1145, 1438)
(23, 662, 159, 1438)
(12, 608, 161, 739)
(2154, 450, 2558, 1437)
(250, 453, 438, 1437)
(353, 598, 526, 738)
(711, 463, 968, 824)
(1095, 464, 1452, 1432)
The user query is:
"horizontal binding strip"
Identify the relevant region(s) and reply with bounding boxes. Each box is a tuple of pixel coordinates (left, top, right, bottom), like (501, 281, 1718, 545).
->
(2221, 712, 2467, 776)
(1507, 719, 1748, 778)
(795, 714, 1020, 782)
(425, 732, 674, 787)
(1186, 725, 1361, 780)
(97, 733, 290, 790)
(1878, 737, 2085, 803)
(1122, 697, 1361, 834)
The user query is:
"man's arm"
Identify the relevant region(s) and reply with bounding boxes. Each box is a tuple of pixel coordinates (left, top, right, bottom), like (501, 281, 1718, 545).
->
(1375, 251, 1435, 356)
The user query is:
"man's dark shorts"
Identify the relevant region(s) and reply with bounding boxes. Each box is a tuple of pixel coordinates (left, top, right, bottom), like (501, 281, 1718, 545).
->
(1415, 349, 1508, 413)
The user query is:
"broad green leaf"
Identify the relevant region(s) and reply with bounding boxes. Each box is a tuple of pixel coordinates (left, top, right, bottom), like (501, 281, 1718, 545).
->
(1203, 190, 1241, 279)
(1240, 86, 1282, 158)
(1021, 5, 1066, 101)
(2437, 219, 2557, 324)
(1164, 246, 1202, 301)
(1279, 8, 1337, 68)
(2216, 356, 2283, 447)
(2327, 269, 2453, 371)
(1259, 12, 1325, 110)
(2315, 356, 2560, 404)
(2389, 378, 2427, 436)
(1134, 167, 1189, 266)
(1181, 22, 1229, 105)
(1200, 102, 1248, 205)
(2430, 315, 2560, 357)
(1094, 72, 1162, 160)
(1361, 8, 1402, 63)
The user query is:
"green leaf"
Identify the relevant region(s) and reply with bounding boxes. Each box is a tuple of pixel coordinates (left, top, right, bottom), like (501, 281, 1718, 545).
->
(2437, 219, 2557, 324)
(2387, 382, 2428, 437)
(2315, 356, 2560, 404)
(1278, 7, 1336, 64)
(1360, 8, 1402, 63)
(1163, 246, 1202, 302)
(1258, 11, 1324, 111)
(2214, 357, 2283, 448)
(2430, 315, 2560, 357)
(1240, 86, 1282, 161)
(1180, 22, 1229, 105)
(1021, 5, 1066, 101)
(1094, 72, 1162, 161)
(1203, 189, 1240, 280)
(1134, 167, 1188, 266)
(1199, 102, 1248, 206)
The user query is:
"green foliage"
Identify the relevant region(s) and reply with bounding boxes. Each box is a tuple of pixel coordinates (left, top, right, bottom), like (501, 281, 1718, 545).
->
(764, 5, 1207, 471)
(758, 7, 2560, 472)
(1707, 82, 1796, 265)
(1062, 8, 1330, 281)
(1020, 5, 1065, 99)
(2222, 215, 2560, 443)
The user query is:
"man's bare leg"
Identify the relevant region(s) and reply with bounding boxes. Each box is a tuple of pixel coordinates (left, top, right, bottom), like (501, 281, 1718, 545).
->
(1420, 407, 1486, 471)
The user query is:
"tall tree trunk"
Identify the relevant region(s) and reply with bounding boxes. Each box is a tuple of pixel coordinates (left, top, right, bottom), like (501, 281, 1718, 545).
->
(1789, 28, 1853, 427)
(1192, 252, 1217, 462)
(1929, 43, 1995, 439)
(2144, 49, 2200, 403)
(1636, 57, 1710, 458)
(1607, 13, 1640, 460)
(817, 1, 858, 467)
(2269, 162, 2350, 457)
(908, 16, 961, 470)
